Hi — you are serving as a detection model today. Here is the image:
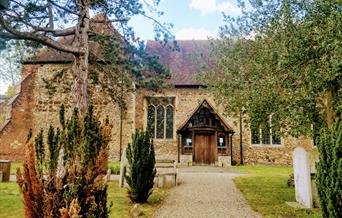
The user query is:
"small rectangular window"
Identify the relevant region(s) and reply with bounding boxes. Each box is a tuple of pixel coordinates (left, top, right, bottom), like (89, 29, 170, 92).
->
(182, 132, 192, 154)
(217, 134, 227, 155)
(251, 115, 282, 146)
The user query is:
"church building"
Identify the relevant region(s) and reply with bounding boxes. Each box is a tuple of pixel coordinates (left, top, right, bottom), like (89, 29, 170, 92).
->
(0, 17, 313, 166)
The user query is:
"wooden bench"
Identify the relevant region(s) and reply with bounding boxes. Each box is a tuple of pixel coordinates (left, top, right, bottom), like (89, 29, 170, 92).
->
(155, 160, 177, 188)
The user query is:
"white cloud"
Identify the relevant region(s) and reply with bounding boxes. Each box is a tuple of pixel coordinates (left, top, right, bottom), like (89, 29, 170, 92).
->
(189, 0, 241, 15)
(176, 28, 216, 40)
(0, 81, 9, 95)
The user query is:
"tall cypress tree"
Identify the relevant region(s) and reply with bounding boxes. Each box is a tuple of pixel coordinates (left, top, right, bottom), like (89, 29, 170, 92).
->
(125, 130, 156, 203)
(316, 119, 342, 217)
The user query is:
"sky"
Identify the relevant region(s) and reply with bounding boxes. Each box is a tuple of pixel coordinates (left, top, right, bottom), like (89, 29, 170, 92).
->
(0, 0, 242, 95)
(130, 0, 241, 40)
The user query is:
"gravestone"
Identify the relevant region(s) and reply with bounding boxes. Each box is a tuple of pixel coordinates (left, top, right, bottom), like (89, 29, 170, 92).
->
(119, 148, 127, 187)
(293, 147, 313, 208)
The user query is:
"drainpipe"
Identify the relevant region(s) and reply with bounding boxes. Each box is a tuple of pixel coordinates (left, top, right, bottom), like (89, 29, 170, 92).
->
(119, 79, 123, 161)
(230, 133, 233, 164)
(239, 109, 244, 165)
(177, 134, 180, 163)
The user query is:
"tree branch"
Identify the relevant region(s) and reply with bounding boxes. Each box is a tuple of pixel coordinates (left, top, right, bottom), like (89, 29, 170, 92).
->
(141, 13, 173, 36)
(50, 0, 80, 16)
(0, 15, 82, 55)
(47, 0, 54, 30)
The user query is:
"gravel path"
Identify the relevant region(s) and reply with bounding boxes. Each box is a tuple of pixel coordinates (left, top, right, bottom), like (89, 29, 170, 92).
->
(153, 167, 262, 218)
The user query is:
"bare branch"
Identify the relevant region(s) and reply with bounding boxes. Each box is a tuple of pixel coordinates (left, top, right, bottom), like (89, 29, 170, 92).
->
(47, 0, 54, 30)
(92, 18, 130, 23)
(3, 11, 76, 37)
(141, 13, 173, 36)
(50, 0, 80, 16)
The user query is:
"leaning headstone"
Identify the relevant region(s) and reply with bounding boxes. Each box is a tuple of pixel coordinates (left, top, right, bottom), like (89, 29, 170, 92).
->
(119, 148, 127, 187)
(293, 147, 313, 208)
(309, 147, 320, 208)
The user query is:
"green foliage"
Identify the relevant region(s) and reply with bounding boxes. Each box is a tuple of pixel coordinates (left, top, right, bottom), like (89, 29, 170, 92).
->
(125, 130, 156, 203)
(47, 125, 59, 174)
(108, 161, 120, 175)
(34, 128, 44, 178)
(81, 104, 107, 166)
(199, 3, 340, 216)
(59, 104, 65, 129)
(90, 34, 173, 113)
(5, 85, 16, 98)
(199, 0, 341, 136)
(316, 119, 342, 217)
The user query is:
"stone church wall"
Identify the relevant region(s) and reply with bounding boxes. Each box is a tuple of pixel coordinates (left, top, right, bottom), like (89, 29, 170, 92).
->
(134, 88, 241, 161)
(0, 64, 135, 161)
(134, 88, 314, 166)
(0, 64, 314, 165)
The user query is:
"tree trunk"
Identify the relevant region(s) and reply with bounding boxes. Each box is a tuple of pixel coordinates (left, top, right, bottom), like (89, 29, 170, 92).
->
(72, 52, 88, 113)
(71, 4, 90, 114)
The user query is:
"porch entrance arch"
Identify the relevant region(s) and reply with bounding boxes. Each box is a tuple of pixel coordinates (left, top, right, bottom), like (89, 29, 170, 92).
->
(177, 100, 234, 165)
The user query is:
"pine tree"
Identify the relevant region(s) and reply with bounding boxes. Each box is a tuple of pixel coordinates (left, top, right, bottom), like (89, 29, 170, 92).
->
(125, 130, 156, 203)
(316, 119, 342, 217)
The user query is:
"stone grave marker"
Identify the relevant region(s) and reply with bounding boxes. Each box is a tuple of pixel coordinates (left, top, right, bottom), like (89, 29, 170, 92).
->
(293, 147, 313, 208)
(119, 148, 127, 187)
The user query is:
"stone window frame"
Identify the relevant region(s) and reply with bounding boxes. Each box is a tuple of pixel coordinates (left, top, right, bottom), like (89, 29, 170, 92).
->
(250, 115, 283, 147)
(146, 102, 175, 140)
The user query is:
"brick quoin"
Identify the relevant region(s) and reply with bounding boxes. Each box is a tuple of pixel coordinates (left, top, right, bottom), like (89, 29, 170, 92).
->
(0, 65, 37, 160)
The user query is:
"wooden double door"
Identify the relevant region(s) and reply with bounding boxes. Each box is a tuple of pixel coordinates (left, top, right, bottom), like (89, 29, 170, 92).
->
(194, 133, 216, 165)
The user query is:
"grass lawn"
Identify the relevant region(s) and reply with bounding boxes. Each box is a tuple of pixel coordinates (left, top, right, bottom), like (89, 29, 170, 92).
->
(0, 181, 167, 218)
(0, 182, 24, 218)
(232, 165, 322, 218)
(10, 161, 22, 175)
(11, 161, 121, 175)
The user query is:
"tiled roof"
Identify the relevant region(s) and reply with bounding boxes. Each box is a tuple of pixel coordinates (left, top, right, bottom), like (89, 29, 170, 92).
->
(146, 40, 210, 85)
(23, 14, 211, 85)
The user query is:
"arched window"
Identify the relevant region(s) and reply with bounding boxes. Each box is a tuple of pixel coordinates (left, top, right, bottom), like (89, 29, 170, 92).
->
(166, 105, 174, 139)
(156, 105, 165, 139)
(147, 105, 155, 137)
(146, 99, 175, 140)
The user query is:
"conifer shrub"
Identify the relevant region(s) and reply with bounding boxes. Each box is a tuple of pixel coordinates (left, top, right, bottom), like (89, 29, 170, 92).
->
(316, 119, 342, 217)
(125, 130, 156, 203)
(16, 104, 111, 218)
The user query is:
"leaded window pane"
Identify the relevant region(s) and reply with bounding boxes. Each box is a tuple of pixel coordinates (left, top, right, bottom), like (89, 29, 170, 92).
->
(271, 114, 281, 145)
(166, 105, 174, 139)
(262, 125, 271, 144)
(272, 127, 281, 144)
(251, 127, 260, 144)
(147, 105, 155, 137)
(156, 105, 165, 139)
